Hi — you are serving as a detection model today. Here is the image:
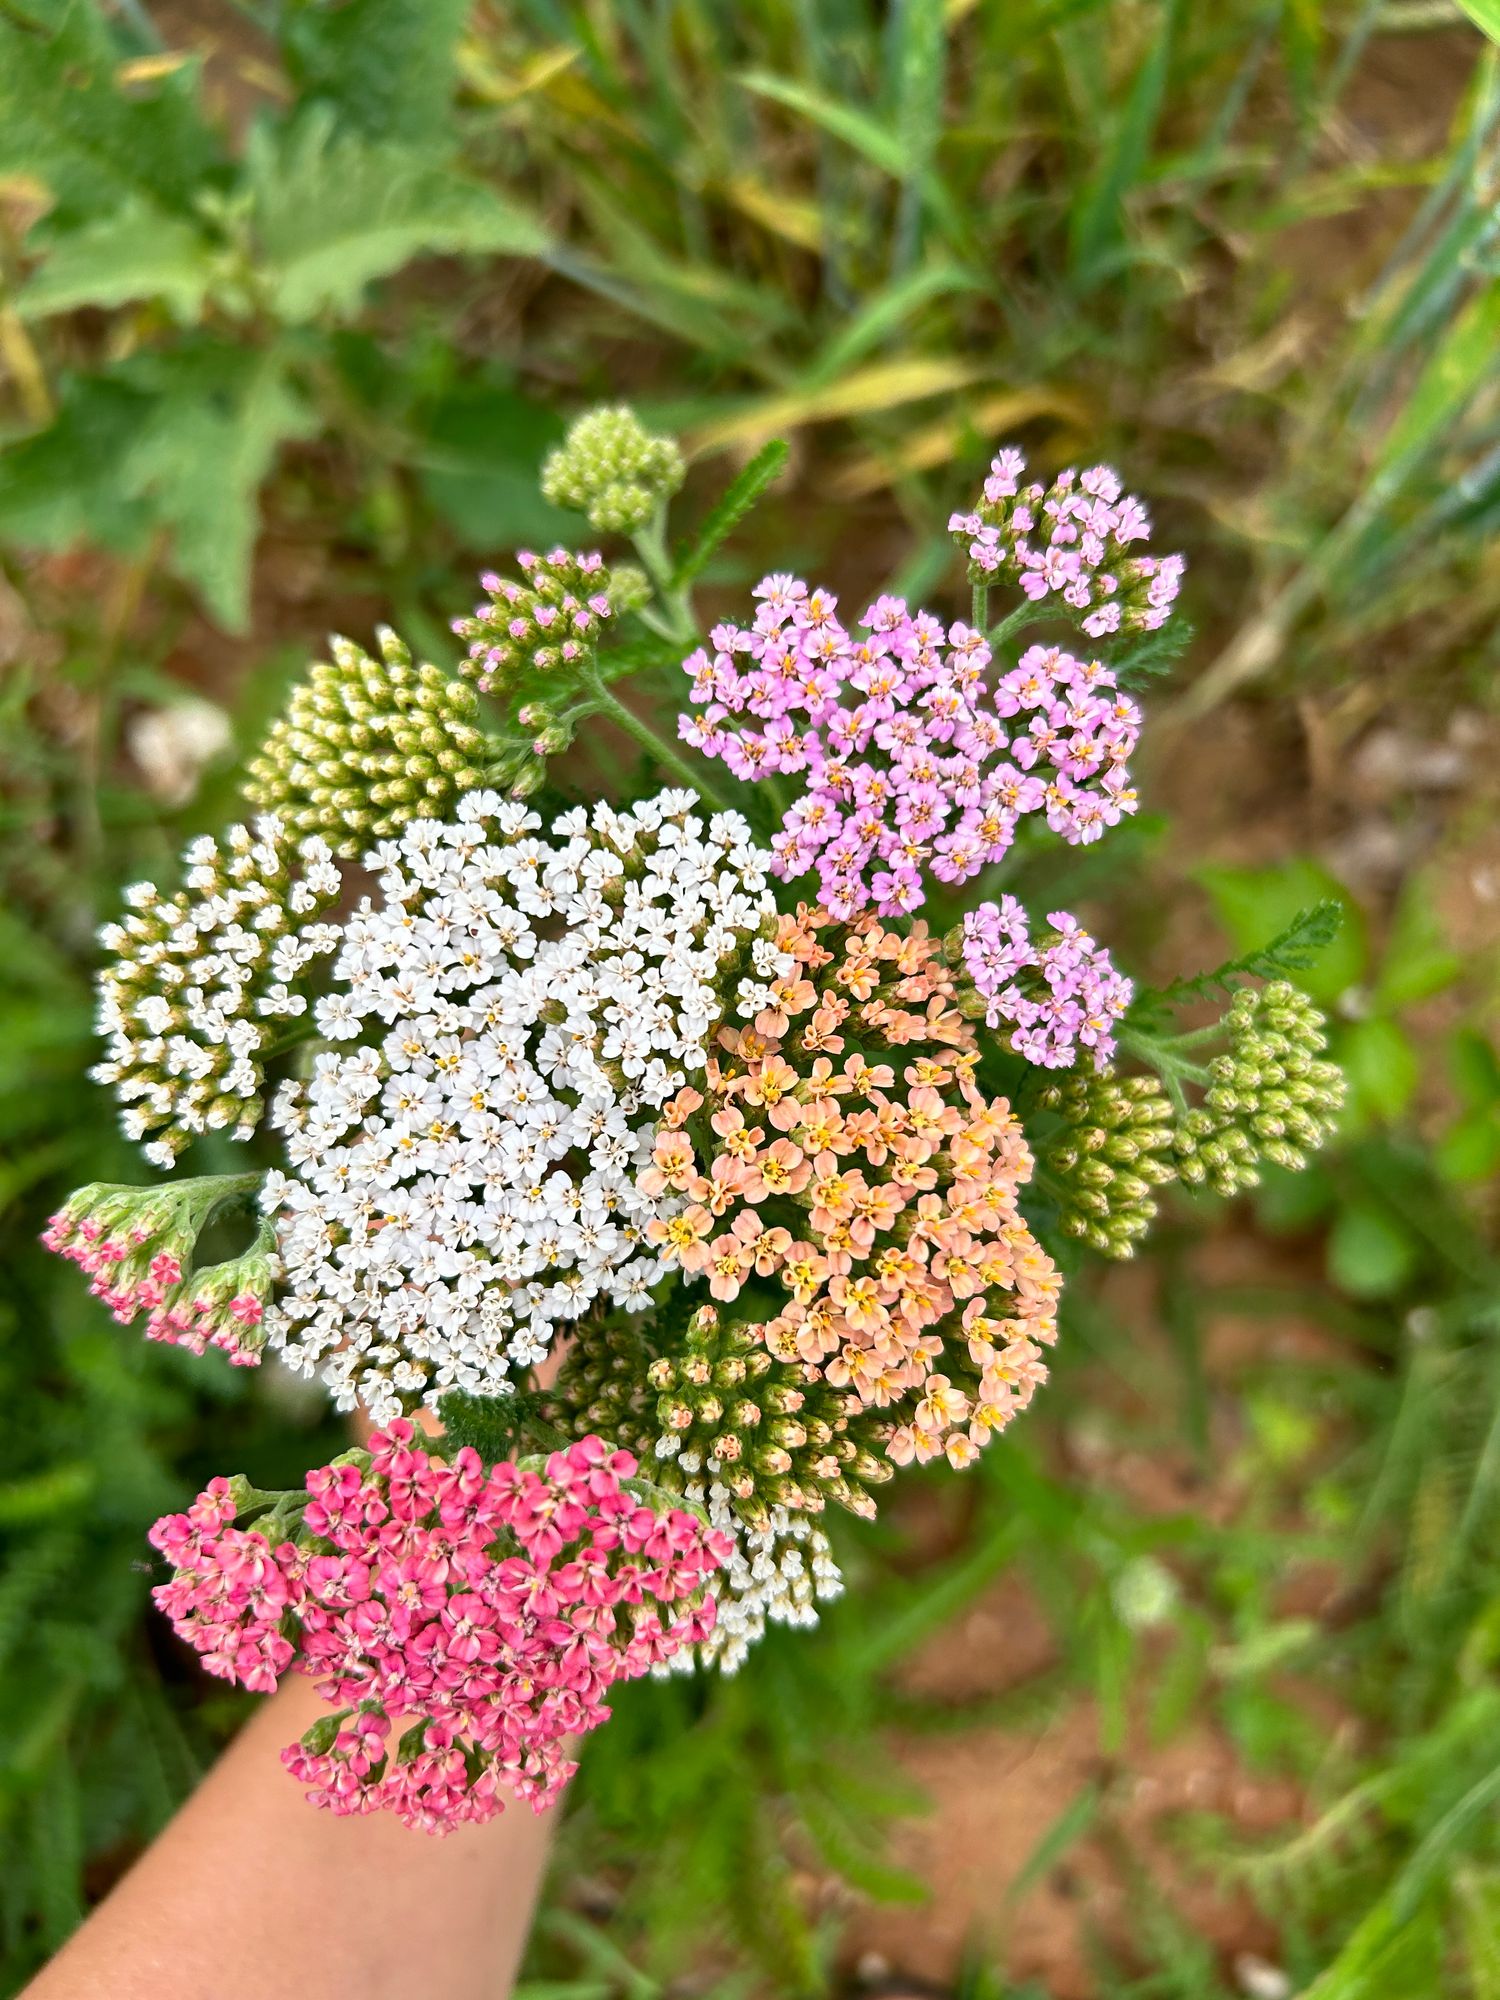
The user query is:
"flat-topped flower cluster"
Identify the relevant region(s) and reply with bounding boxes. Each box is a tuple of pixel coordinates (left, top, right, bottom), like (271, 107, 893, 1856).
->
(151, 1425, 726, 1831)
(93, 816, 343, 1168)
(961, 896, 1134, 1072)
(644, 910, 1059, 1471)
(264, 788, 784, 1422)
(948, 447, 1184, 637)
(680, 584, 1140, 919)
(51, 414, 1343, 1831)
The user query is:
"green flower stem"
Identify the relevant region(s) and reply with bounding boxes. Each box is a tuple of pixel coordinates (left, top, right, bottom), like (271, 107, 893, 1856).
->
(580, 665, 733, 809)
(1117, 1023, 1211, 1119)
(972, 582, 991, 630)
(632, 508, 697, 643)
(190, 1171, 264, 1205)
(987, 601, 1044, 649)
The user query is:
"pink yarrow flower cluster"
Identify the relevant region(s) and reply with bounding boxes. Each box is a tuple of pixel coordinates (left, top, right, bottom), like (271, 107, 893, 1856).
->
(948, 447, 1184, 638)
(149, 1424, 729, 1833)
(679, 581, 1140, 919)
(452, 547, 614, 695)
(961, 897, 1133, 1071)
(42, 1198, 268, 1366)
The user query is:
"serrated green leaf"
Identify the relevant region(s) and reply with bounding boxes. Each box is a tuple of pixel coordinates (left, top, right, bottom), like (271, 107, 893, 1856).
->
(0, 374, 155, 553)
(0, 0, 221, 222)
(279, 0, 472, 146)
(248, 113, 551, 323)
(18, 200, 215, 321)
(119, 348, 315, 631)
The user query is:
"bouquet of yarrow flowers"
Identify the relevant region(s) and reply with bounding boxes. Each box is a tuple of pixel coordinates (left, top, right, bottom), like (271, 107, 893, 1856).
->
(47, 409, 1345, 1835)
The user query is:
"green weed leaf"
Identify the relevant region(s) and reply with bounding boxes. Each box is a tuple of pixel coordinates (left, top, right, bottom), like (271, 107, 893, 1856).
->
(18, 199, 216, 321)
(119, 346, 316, 631)
(0, 0, 221, 220)
(248, 113, 550, 324)
(279, 0, 473, 147)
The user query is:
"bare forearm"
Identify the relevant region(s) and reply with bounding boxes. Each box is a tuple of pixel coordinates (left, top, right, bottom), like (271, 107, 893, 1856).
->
(23, 1675, 556, 2000)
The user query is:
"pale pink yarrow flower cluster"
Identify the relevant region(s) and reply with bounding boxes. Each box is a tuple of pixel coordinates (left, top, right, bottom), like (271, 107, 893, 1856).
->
(452, 547, 614, 694)
(962, 898, 1133, 1071)
(42, 1206, 267, 1365)
(949, 447, 1184, 638)
(679, 581, 1140, 919)
(150, 1424, 729, 1832)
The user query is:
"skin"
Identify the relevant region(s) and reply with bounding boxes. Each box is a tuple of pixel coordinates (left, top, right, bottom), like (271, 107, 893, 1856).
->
(23, 1399, 565, 2000)
(21, 1671, 558, 2000)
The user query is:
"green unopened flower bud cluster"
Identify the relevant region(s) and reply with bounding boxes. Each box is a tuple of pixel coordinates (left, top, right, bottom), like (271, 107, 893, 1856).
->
(93, 817, 342, 1168)
(245, 629, 492, 859)
(552, 1303, 892, 1529)
(1037, 1070, 1176, 1257)
(1175, 981, 1344, 1197)
(542, 406, 685, 534)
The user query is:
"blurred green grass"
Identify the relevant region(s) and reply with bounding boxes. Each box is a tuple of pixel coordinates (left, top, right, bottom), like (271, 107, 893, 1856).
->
(1, 1, 1499, 1994)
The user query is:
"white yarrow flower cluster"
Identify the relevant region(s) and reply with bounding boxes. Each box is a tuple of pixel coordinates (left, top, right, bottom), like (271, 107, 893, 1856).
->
(658, 1453, 845, 1675)
(93, 815, 342, 1169)
(263, 788, 783, 1423)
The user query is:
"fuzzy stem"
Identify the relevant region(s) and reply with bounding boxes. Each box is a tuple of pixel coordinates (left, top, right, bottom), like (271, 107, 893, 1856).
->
(1118, 1024, 1212, 1092)
(632, 507, 697, 644)
(987, 601, 1043, 650)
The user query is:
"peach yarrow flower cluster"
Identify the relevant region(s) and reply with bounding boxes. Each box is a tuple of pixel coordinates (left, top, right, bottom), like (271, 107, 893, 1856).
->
(643, 908, 1060, 1470)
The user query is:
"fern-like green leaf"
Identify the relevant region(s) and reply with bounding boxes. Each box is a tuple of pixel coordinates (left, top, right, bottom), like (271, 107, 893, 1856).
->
(1155, 900, 1345, 1004)
(671, 439, 788, 587)
(1112, 615, 1194, 690)
(437, 1389, 530, 1466)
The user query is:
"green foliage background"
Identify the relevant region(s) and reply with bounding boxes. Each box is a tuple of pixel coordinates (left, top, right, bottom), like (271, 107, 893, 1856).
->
(1, 2, 1498, 1994)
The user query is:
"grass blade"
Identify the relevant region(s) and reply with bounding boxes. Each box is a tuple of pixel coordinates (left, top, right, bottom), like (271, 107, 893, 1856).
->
(738, 68, 907, 176)
(688, 355, 988, 452)
(1456, 0, 1500, 40)
(1069, 0, 1181, 289)
(886, 0, 948, 275)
